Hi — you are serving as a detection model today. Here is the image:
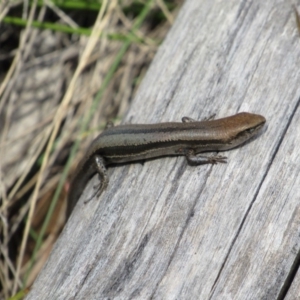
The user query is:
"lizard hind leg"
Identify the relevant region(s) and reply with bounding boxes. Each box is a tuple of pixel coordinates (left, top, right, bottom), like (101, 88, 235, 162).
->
(84, 155, 108, 204)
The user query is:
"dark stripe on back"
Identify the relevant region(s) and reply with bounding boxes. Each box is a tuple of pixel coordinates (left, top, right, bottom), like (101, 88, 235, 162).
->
(100, 123, 213, 137)
(98, 138, 225, 156)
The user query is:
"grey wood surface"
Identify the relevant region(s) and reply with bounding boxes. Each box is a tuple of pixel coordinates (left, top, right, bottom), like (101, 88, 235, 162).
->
(26, 0, 300, 299)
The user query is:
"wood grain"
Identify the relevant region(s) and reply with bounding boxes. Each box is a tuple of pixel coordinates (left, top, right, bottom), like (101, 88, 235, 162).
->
(26, 0, 300, 299)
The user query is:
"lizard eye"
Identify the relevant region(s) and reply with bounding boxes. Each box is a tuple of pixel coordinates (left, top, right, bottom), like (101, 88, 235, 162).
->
(246, 127, 256, 134)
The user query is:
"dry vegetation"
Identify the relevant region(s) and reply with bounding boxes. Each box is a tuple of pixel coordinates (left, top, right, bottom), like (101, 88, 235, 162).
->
(0, 0, 182, 298)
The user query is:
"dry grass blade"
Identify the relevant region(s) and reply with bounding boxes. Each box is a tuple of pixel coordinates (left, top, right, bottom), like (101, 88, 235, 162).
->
(293, 5, 300, 35)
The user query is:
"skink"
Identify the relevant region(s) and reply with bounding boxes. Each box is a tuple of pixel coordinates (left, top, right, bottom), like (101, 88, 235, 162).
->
(67, 112, 266, 218)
